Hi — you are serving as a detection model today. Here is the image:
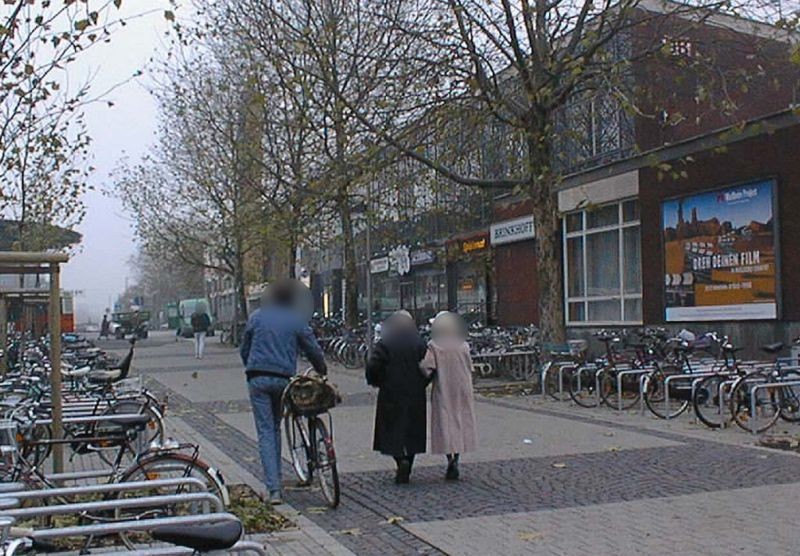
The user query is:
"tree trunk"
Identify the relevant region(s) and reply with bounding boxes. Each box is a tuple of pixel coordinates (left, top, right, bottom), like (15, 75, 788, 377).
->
(339, 197, 360, 328)
(288, 231, 298, 280)
(234, 254, 248, 329)
(528, 128, 566, 345)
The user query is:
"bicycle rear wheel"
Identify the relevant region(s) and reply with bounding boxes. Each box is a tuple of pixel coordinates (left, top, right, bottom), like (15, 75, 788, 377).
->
(568, 366, 599, 408)
(284, 413, 311, 485)
(311, 417, 340, 508)
(600, 369, 640, 410)
(693, 374, 728, 429)
(729, 371, 781, 432)
(643, 366, 690, 419)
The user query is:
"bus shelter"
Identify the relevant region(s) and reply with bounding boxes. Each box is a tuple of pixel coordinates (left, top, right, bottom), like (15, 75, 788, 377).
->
(0, 252, 69, 473)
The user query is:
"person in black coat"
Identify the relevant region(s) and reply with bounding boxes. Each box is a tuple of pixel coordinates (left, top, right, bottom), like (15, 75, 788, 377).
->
(365, 310, 428, 484)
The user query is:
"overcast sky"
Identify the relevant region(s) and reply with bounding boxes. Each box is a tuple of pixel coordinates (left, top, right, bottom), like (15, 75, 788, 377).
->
(61, 1, 170, 323)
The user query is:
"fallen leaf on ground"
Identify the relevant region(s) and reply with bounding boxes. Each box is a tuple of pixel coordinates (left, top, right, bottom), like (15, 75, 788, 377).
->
(518, 532, 544, 541)
(306, 507, 329, 514)
(608, 446, 621, 452)
(336, 528, 361, 536)
(552, 462, 567, 469)
(385, 516, 404, 525)
(191, 371, 199, 379)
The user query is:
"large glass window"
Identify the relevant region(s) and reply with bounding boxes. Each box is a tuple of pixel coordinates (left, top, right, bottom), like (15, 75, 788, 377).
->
(564, 200, 642, 324)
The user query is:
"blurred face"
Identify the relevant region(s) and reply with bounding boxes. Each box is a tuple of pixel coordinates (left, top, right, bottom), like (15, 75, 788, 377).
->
(431, 312, 466, 341)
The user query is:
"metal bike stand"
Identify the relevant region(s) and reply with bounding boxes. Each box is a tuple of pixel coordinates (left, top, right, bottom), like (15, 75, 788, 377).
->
(104, 540, 268, 556)
(616, 368, 653, 412)
(5, 492, 224, 520)
(4, 478, 208, 501)
(663, 369, 719, 421)
(639, 373, 650, 415)
(717, 378, 740, 429)
(558, 363, 584, 402)
(749, 379, 800, 435)
(594, 367, 608, 408)
(28, 512, 240, 540)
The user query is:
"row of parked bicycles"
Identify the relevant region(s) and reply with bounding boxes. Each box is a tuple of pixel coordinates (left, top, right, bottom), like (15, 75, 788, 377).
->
(538, 328, 800, 434)
(0, 332, 266, 555)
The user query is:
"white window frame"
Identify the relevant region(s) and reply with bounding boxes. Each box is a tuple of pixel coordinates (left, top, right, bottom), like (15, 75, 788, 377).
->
(563, 198, 642, 326)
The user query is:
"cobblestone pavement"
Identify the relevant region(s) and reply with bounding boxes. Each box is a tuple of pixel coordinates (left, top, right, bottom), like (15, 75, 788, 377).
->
(126, 332, 800, 555)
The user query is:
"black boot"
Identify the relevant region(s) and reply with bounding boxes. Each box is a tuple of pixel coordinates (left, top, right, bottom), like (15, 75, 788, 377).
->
(445, 454, 460, 481)
(395, 458, 411, 484)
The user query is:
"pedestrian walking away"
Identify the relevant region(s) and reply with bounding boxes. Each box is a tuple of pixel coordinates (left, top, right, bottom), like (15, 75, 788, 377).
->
(190, 304, 211, 359)
(365, 310, 428, 484)
(99, 313, 110, 341)
(421, 311, 478, 481)
(239, 278, 327, 505)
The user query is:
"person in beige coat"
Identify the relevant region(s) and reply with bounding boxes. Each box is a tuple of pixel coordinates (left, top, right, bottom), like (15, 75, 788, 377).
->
(420, 311, 478, 480)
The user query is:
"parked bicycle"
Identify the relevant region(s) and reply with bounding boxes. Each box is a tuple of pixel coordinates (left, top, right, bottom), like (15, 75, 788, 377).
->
(282, 370, 341, 508)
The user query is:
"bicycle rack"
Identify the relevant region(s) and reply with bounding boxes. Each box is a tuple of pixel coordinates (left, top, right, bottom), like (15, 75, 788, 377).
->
(5, 492, 224, 519)
(2, 477, 209, 502)
(615, 368, 654, 412)
(749, 379, 800, 435)
(663, 369, 726, 421)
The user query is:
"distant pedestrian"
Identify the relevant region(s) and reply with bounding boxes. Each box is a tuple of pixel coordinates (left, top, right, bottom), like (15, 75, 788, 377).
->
(420, 311, 478, 480)
(240, 279, 327, 505)
(190, 304, 211, 359)
(365, 310, 428, 484)
(99, 314, 110, 341)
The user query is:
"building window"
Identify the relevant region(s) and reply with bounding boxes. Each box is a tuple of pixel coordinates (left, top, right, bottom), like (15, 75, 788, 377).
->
(563, 199, 642, 325)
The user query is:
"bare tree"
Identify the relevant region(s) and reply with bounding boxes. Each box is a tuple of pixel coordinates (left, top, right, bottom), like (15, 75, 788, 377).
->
(0, 1, 147, 250)
(116, 42, 265, 326)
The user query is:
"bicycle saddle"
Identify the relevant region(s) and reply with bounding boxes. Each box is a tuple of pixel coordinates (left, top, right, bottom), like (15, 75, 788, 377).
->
(107, 414, 151, 429)
(86, 368, 123, 384)
(62, 366, 91, 378)
(761, 342, 784, 354)
(151, 519, 243, 551)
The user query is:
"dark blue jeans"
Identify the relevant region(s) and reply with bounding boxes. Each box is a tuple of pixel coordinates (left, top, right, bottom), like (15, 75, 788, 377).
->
(247, 375, 289, 494)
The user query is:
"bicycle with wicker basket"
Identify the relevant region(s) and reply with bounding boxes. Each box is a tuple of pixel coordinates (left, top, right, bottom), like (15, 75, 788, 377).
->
(282, 369, 341, 508)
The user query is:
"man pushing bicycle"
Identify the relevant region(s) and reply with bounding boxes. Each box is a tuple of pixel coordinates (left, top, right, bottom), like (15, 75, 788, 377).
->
(239, 279, 327, 505)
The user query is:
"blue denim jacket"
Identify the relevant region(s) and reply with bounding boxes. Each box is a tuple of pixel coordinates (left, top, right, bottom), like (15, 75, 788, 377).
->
(239, 306, 327, 377)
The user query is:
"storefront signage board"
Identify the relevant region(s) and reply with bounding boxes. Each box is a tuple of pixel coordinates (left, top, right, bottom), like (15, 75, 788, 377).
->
(490, 215, 535, 245)
(370, 256, 390, 274)
(410, 249, 436, 266)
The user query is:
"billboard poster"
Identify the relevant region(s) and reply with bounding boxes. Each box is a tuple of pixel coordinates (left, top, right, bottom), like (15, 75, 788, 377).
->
(662, 179, 778, 321)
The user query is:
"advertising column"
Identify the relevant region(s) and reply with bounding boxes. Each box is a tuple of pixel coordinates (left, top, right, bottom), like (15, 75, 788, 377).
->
(662, 179, 778, 321)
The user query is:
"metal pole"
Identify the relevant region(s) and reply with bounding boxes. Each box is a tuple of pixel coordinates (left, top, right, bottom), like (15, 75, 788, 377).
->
(0, 296, 6, 374)
(365, 186, 373, 358)
(49, 263, 64, 475)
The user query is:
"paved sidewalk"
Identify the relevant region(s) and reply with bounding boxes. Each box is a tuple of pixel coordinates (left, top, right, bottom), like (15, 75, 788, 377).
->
(125, 332, 800, 555)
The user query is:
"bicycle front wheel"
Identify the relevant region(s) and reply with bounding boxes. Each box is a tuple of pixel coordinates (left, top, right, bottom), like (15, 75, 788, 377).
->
(311, 417, 340, 508)
(114, 451, 228, 548)
(284, 413, 311, 485)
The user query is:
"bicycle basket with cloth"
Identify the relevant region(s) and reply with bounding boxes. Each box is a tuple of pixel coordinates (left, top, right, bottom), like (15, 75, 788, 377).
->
(287, 376, 341, 415)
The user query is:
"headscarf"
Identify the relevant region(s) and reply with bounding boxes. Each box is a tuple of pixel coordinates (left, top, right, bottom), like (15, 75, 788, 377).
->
(431, 311, 467, 342)
(382, 310, 417, 340)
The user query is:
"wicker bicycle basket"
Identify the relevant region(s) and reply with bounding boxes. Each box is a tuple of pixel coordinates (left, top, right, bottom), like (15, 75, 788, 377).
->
(286, 375, 341, 416)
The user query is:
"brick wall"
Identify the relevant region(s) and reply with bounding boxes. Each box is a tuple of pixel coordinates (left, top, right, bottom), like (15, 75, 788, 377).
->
(639, 123, 800, 324)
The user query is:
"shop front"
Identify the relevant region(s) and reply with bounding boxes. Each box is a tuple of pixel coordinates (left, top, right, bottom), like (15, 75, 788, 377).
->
(446, 232, 492, 324)
(368, 246, 447, 323)
(491, 214, 538, 326)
